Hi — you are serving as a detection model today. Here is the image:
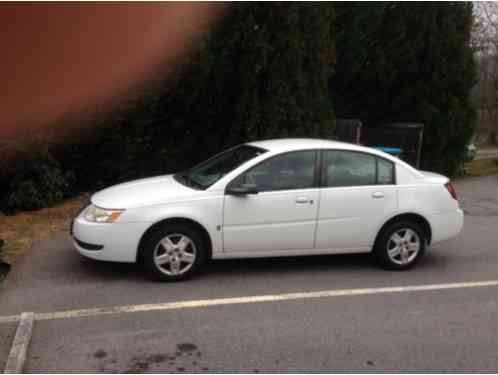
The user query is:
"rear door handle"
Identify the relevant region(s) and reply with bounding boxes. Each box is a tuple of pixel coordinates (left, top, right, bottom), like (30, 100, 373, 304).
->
(371, 191, 384, 199)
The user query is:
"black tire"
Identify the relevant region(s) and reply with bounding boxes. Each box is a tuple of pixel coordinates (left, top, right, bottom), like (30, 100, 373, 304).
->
(141, 223, 208, 281)
(373, 220, 426, 270)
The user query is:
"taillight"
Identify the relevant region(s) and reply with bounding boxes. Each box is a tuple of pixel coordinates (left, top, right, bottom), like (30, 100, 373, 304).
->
(445, 182, 458, 201)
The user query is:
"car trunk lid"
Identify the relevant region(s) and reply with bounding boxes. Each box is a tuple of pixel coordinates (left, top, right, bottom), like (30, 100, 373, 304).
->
(420, 170, 449, 184)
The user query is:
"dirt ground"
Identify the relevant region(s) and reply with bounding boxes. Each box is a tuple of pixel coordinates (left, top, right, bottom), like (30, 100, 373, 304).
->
(0, 195, 88, 265)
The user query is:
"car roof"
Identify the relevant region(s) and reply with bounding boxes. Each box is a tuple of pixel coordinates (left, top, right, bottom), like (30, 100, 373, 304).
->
(247, 138, 370, 153)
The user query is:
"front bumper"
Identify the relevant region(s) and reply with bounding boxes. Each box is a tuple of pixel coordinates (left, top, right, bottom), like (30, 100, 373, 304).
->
(72, 216, 150, 263)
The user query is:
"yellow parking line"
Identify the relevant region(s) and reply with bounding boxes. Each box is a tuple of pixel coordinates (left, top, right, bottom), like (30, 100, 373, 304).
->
(1, 279, 498, 324)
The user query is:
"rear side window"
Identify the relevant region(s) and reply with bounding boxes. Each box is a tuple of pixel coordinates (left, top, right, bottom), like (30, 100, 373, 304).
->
(323, 150, 395, 187)
(377, 157, 395, 185)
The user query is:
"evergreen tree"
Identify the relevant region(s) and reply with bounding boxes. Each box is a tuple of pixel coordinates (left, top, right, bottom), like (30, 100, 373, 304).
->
(166, 3, 336, 160)
(333, 2, 477, 175)
(57, 3, 337, 192)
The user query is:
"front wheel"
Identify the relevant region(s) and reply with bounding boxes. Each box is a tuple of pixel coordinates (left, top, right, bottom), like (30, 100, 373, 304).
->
(373, 221, 426, 270)
(142, 224, 208, 281)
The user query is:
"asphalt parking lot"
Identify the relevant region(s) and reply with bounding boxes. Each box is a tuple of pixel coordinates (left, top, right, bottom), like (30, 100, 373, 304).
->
(1, 175, 498, 372)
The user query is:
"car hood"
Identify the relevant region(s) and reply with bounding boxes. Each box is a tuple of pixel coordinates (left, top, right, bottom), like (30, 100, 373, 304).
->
(91, 175, 200, 209)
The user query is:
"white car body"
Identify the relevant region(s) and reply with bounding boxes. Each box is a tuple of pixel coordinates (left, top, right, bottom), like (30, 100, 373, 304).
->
(72, 138, 463, 264)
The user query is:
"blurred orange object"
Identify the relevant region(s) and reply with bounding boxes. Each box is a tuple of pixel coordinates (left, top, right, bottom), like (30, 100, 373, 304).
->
(0, 2, 225, 140)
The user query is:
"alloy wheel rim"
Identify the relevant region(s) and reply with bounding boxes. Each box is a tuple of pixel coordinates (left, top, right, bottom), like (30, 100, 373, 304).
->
(153, 233, 196, 276)
(387, 228, 420, 265)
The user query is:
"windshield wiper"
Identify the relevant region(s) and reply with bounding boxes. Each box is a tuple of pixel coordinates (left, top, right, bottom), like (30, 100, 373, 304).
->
(175, 172, 205, 190)
(188, 177, 205, 190)
(174, 172, 190, 186)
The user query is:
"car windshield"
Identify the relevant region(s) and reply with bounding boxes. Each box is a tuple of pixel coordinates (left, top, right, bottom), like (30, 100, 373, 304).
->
(174, 145, 267, 190)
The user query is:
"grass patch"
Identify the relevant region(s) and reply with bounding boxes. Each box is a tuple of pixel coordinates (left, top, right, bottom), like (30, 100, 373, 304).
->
(0, 194, 89, 264)
(465, 158, 498, 177)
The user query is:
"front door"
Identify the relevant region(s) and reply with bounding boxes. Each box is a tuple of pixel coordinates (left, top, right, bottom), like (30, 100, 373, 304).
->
(223, 150, 319, 253)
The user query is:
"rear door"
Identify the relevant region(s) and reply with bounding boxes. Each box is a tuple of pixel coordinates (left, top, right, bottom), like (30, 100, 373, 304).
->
(315, 150, 398, 251)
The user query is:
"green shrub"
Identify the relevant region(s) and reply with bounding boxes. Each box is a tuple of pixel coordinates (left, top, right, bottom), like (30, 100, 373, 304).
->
(2, 150, 75, 213)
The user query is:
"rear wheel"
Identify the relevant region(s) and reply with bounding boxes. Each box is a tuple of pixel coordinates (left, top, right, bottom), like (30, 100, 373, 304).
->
(373, 221, 425, 270)
(142, 224, 208, 281)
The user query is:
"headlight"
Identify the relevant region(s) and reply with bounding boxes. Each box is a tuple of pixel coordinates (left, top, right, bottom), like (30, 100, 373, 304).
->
(82, 205, 124, 223)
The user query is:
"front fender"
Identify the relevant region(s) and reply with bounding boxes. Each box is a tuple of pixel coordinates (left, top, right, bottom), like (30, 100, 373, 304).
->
(123, 196, 224, 255)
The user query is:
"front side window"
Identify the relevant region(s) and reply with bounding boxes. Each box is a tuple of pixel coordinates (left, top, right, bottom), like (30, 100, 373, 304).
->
(232, 150, 317, 192)
(323, 150, 395, 187)
(175, 145, 267, 190)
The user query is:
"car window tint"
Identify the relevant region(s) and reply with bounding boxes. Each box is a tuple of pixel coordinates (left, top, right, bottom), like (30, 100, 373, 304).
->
(377, 157, 395, 185)
(236, 151, 316, 192)
(324, 150, 376, 187)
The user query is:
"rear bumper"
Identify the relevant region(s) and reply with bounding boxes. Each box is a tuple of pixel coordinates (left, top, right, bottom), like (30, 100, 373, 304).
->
(72, 216, 150, 262)
(428, 208, 464, 244)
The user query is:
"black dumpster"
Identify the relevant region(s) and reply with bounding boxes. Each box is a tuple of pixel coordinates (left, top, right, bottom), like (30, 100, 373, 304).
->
(364, 123, 424, 168)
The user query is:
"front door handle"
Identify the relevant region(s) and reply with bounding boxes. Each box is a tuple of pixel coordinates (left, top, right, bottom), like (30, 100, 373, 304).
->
(296, 196, 313, 204)
(371, 191, 384, 199)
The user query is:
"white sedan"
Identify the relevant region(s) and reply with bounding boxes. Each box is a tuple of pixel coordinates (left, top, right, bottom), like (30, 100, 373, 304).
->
(72, 138, 463, 281)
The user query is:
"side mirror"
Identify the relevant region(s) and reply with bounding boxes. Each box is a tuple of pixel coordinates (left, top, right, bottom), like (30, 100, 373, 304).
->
(226, 183, 259, 196)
